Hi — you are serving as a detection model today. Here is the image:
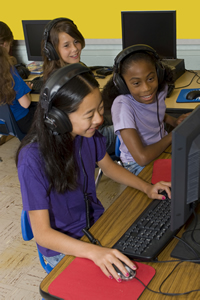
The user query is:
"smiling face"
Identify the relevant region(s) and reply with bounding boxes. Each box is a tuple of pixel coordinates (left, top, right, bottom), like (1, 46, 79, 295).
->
(69, 88, 104, 138)
(122, 59, 159, 104)
(57, 32, 82, 64)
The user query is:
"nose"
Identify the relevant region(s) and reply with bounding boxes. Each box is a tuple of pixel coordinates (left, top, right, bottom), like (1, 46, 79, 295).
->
(93, 111, 103, 125)
(71, 43, 78, 52)
(141, 81, 151, 92)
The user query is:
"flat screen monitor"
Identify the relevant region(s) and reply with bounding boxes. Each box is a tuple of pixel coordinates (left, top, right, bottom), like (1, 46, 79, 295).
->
(171, 105, 200, 232)
(22, 20, 50, 61)
(121, 11, 176, 59)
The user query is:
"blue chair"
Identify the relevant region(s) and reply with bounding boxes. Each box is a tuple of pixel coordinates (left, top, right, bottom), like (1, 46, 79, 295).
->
(21, 210, 53, 274)
(115, 135, 121, 159)
(0, 104, 26, 141)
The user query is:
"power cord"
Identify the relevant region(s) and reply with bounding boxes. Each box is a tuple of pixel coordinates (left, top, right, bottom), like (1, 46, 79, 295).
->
(174, 69, 200, 89)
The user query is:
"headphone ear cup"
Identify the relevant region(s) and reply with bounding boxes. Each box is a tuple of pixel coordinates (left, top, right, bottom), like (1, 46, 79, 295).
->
(113, 73, 130, 94)
(44, 107, 72, 134)
(44, 41, 59, 61)
(156, 62, 166, 84)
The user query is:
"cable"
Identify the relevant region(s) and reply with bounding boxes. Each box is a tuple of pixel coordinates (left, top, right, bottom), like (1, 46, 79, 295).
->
(79, 137, 102, 246)
(174, 69, 200, 89)
(156, 94, 163, 139)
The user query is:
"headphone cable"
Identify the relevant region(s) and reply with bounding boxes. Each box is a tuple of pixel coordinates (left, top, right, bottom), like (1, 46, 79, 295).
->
(79, 137, 102, 246)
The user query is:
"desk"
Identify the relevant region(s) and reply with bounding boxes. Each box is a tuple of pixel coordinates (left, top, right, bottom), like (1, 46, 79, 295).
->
(165, 70, 200, 113)
(30, 70, 200, 115)
(39, 146, 200, 299)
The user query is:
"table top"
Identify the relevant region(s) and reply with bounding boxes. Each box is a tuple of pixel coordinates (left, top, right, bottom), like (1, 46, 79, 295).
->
(40, 146, 200, 299)
(165, 70, 200, 111)
(29, 70, 200, 112)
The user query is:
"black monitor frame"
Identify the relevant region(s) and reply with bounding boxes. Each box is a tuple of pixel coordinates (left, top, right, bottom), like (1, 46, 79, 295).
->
(171, 105, 200, 232)
(121, 11, 177, 59)
(22, 20, 50, 62)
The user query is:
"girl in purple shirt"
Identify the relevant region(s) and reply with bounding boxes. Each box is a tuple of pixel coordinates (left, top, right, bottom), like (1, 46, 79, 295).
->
(102, 44, 190, 175)
(16, 63, 171, 282)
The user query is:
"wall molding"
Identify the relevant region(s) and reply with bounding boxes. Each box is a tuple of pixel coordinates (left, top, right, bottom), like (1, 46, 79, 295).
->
(12, 39, 200, 71)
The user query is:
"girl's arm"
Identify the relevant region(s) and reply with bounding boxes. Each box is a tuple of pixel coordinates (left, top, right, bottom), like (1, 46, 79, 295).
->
(18, 94, 31, 108)
(29, 209, 136, 281)
(97, 153, 171, 200)
(120, 127, 172, 166)
(164, 112, 191, 127)
(18, 82, 33, 108)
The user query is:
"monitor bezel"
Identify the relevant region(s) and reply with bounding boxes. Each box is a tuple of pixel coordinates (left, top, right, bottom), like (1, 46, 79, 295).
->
(22, 20, 50, 62)
(171, 105, 200, 231)
(121, 10, 177, 59)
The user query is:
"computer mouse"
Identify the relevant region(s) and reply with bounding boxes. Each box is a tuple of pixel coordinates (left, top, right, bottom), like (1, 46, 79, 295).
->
(186, 90, 200, 100)
(158, 189, 171, 200)
(112, 262, 136, 281)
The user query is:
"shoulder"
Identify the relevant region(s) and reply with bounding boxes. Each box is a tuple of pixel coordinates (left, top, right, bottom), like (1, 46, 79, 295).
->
(158, 84, 168, 99)
(18, 143, 42, 169)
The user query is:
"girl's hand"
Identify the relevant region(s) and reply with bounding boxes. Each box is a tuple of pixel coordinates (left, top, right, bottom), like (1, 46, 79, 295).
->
(89, 246, 137, 282)
(175, 112, 191, 126)
(26, 81, 33, 89)
(145, 181, 171, 200)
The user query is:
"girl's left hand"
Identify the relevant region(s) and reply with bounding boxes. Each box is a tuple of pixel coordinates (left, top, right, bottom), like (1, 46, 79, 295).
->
(175, 112, 191, 126)
(26, 81, 33, 89)
(146, 181, 171, 200)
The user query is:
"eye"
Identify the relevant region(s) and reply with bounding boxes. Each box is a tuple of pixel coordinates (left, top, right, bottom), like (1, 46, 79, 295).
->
(87, 114, 94, 119)
(98, 104, 104, 115)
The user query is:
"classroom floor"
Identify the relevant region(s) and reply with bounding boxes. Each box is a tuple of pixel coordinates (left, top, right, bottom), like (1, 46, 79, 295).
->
(0, 137, 126, 299)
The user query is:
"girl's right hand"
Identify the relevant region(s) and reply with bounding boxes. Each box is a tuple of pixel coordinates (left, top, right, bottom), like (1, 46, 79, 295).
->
(89, 246, 137, 282)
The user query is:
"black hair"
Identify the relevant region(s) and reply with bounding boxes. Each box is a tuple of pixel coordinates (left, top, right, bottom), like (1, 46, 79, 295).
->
(16, 72, 99, 194)
(102, 51, 174, 111)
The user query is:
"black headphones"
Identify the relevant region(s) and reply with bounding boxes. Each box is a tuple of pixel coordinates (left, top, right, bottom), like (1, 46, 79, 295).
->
(43, 17, 75, 61)
(113, 44, 166, 94)
(40, 63, 91, 134)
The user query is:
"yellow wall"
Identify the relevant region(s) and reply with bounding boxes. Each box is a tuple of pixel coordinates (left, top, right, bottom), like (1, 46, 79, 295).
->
(1, 0, 199, 40)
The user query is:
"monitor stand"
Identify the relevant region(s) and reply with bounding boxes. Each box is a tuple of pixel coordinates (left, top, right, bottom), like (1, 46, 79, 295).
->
(171, 214, 200, 262)
(162, 59, 185, 81)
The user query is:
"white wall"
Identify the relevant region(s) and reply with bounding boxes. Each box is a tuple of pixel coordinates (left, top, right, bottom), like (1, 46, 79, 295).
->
(13, 39, 200, 71)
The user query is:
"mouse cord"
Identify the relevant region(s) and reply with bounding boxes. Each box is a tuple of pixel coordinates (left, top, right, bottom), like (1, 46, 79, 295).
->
(134, 259, 200, 296)
(174, 70, 199, 89)
(79, 137, 102, 246)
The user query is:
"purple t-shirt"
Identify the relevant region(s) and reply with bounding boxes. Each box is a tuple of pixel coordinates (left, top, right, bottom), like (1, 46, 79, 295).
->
(17, 131, 106, 257)
(111, 85, 168, 164)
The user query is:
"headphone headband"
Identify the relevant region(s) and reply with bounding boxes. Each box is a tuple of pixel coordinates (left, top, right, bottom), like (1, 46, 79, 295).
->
(40, 63, 92, 134)
(113, 44, 165, 94)
(114, 44, 160, 72)
(41, 63, 90, 113)
(43, 17, 75, 61)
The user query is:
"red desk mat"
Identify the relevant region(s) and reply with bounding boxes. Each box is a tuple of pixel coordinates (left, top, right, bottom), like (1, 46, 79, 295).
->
(151, 159, 171, 184)
(48, 258, 155, 300)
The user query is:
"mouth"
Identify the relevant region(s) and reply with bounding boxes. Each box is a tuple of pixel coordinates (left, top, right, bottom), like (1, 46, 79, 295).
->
(141, 93, 154, 101)
(70, 53, 79, 59)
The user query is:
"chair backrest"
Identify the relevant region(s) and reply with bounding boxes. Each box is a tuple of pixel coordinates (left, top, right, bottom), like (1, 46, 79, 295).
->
(115, 135, 121, 158)
(0, 104, 26, 141)
(21, 210, 53, 273)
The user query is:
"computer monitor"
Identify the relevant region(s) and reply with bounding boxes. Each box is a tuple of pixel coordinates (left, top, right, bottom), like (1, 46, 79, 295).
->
(121, 11, 176, 59)
(171, 105, 200, 232)
(22, 20, 50, 61)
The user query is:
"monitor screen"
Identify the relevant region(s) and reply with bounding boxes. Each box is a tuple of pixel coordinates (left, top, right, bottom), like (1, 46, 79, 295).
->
(171, 105, 200, 232)
(22, 20, 50, 62)
(121, 11, 176, 59)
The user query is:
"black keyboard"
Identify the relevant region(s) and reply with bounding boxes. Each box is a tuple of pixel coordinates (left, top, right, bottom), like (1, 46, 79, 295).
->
(30, 77, 44, 94)
(113, 199, 178, 261)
